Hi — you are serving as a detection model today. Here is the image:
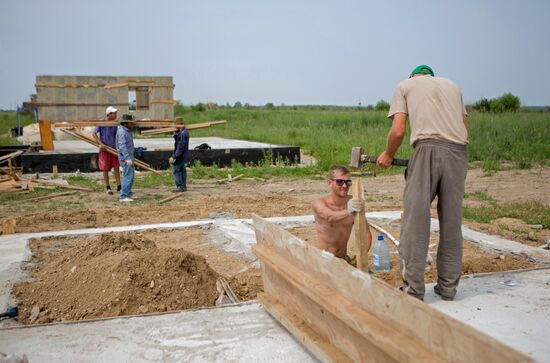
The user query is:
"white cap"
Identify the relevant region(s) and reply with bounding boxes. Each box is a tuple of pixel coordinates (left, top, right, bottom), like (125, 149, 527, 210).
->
(106, 106, 118, 115)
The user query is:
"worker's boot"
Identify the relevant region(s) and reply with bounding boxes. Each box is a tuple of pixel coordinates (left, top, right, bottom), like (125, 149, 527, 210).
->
(434, 284, 454, 301)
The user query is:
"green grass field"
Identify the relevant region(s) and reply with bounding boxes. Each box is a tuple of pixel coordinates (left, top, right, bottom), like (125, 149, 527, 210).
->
(2, 107, 549, 172)
(173, 107, 550, 172)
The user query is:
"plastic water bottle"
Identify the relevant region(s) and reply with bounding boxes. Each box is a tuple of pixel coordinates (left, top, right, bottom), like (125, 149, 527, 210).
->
(373, 234, 391, 272)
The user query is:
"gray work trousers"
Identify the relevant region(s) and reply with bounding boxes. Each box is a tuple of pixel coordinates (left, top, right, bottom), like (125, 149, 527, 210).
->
(398, 139, 468, 300)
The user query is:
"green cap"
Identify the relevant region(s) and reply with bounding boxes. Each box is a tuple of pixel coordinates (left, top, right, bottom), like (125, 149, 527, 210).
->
(410, 64, 434, 77)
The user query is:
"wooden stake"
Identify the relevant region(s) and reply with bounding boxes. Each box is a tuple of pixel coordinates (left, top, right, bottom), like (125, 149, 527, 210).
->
(351, 178, 370, 271)
(52, 165, 58, 179)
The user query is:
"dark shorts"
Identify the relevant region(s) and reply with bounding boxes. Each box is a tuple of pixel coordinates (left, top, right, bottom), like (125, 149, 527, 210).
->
(98, 150, 119, 171)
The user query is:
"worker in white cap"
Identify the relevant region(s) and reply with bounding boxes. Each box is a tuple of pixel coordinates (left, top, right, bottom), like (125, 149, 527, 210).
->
(93, 106, 121, 195)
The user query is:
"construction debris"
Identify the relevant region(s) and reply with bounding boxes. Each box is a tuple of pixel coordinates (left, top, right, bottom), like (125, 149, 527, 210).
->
(217, 173, 244, 184)
(0, 150, 92, 195)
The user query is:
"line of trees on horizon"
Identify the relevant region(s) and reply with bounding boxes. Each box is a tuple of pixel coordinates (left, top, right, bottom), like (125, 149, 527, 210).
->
(172, 92, 550, 114)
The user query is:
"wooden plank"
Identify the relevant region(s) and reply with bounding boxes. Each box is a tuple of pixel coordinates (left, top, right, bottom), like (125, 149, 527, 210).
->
(21, 191, 78, 203)
(258, 293, 352, 363)
(140, 127, 178, 136)
(254, 242, 438, 363)
(140, 120, 227, 136)
(150, 99, 176, 104)
(251, 216, 533, 363)
(0, 150, 24, 164)
(158, 192, 185, 204)
(38, 120, 54, 151)
(351, 177, 369, 271)
(26, 178, 93, 192)
(31, 102, 128, 107)
(60, 129, 162, 175)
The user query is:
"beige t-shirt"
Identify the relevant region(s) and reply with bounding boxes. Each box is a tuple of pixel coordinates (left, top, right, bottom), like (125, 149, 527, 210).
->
(387, 76, 468, 145)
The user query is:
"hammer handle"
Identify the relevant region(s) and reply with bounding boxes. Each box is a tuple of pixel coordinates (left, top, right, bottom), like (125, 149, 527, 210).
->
(364, 155, 409, 167)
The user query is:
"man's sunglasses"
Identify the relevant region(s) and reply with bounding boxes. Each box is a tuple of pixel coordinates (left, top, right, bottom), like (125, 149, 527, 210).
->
(331, 178, 352, 187)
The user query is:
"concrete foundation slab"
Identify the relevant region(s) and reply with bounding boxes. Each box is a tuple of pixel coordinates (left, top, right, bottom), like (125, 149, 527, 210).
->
(0, 302, 316, 363)
(425, 269, 550, 362)
(21, 137, 301, 172)
(52, 137, 288, 153)
(1, 213, 549, 361)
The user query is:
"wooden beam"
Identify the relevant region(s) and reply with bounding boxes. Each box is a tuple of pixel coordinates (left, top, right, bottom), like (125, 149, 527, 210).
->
(140, 120, 227, 136)
(351, 177, 369, 271)
(158, 192, 185, 204)
(25, 178, 93, 192)
(251, 216, 533, 363)
(38, 120, 54, 151)
(60, 129, 162, 175)
(0, 150, 24, 164)
(21, 191, 78, 202)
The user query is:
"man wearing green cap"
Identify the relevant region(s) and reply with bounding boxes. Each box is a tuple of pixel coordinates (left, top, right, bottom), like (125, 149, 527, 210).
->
(377, 65, 468, 302)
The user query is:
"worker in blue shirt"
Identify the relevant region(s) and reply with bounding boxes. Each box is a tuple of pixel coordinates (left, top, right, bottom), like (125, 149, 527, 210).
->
(169, 127, 190, 192)
(116, 114, 136, 202)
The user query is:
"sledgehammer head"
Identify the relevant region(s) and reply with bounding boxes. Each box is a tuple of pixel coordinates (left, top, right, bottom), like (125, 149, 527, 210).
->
(350, 147, 364, 168)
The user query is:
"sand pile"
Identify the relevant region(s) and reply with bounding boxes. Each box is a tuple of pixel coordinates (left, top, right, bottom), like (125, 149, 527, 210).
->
(13, 232, 220, 324)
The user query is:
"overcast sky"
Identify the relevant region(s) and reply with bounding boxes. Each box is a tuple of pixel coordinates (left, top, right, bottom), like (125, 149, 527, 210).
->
(1, 0, 549, 109)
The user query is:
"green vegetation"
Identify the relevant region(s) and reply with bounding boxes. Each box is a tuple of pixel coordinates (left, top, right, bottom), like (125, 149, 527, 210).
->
(467, 112, 550, 172)
(464, 190, 495, 202)
(172, 106, 549, 173)
(463, 201, 550, 229)
(0, 111, 35, 145)
(175, 107, 409, 172)
(470, 92, 521, 113)
(374, 100, 390, 111)
(1, 105, 549, 176)
(66, 175, 101, 190)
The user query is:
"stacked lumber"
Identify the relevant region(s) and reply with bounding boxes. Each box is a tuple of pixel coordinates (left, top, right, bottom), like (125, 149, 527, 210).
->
(140, 120, 227, 136)
(53, 120, 178, 128)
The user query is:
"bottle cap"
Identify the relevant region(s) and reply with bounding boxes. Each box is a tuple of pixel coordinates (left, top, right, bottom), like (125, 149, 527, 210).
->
(377, 234, 384, 240)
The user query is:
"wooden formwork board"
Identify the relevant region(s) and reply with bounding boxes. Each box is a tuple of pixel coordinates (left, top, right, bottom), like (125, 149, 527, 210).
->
(251, 215, 533, 363)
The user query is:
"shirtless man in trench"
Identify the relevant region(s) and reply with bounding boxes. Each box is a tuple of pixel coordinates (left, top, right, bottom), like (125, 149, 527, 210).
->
(312, 165, 372, 260)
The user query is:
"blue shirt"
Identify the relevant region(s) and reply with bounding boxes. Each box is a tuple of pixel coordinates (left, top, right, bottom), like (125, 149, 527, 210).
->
(94, 125, 117, 148)
(116, 125, 134, 161)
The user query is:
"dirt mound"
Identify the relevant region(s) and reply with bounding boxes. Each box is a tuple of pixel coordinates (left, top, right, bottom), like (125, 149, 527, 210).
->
(87, 232, 156, 256)
(13, 232, 220, 324)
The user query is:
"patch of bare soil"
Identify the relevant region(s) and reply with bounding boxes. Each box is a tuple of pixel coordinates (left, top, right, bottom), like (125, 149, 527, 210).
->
(288, 224, 536, 288)
(12, 190, 312, 233)
(3, 168, 549, 244)
(464, 219, 550, 248)
(12, 229, 260, 325)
